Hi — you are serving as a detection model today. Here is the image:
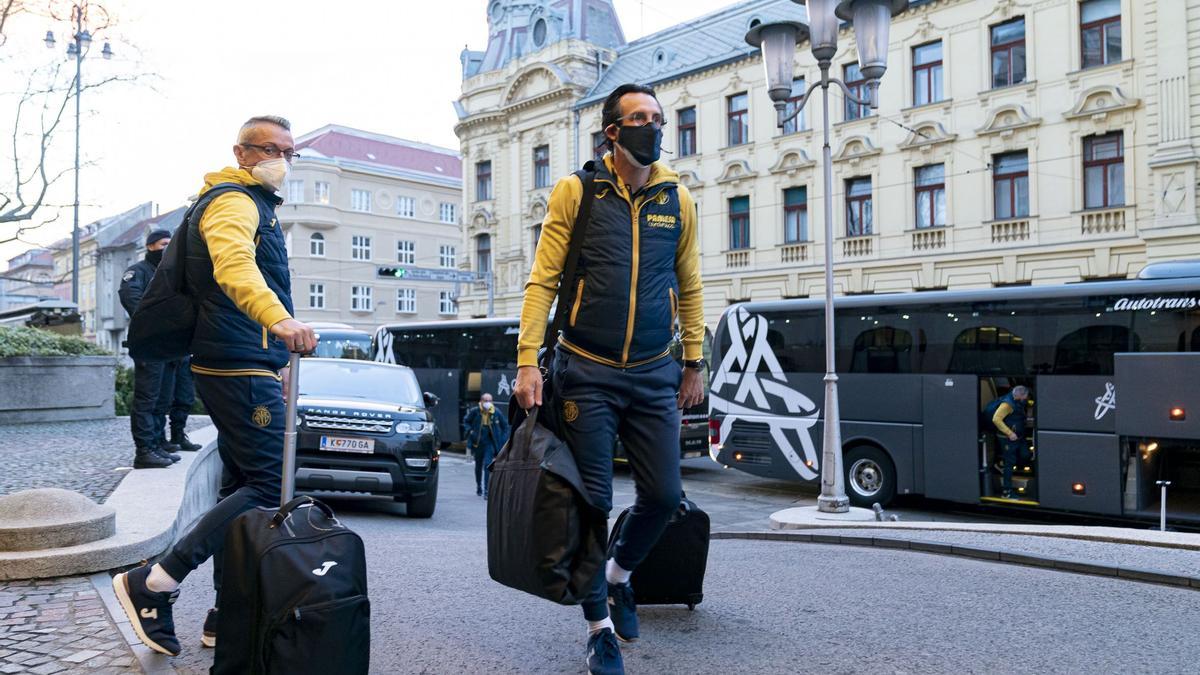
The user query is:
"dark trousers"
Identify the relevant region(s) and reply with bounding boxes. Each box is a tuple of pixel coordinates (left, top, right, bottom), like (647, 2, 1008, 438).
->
(130, 360, 166, 449)
(552, 347, 682, 621)
(472, 443, 497, 494)
(999, 437, 1031, 491)
(155, 358, 196, 443)
(159, 372, 283, 584)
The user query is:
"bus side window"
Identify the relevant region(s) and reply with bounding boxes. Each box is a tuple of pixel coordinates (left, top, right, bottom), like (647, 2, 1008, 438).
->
(849, 326, 913, 373)
(1052, 325, 1137, 375)
(947, 326, 1025, 375)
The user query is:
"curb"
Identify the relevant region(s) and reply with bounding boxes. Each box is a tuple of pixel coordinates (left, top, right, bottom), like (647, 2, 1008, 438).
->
(0, 426, 221, 580)
(712, 530, 1200, 591)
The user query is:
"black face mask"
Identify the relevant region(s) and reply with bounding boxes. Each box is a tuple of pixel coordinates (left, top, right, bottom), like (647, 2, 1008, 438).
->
(145, 248, 164, 267)
(616, 124, 662, 167)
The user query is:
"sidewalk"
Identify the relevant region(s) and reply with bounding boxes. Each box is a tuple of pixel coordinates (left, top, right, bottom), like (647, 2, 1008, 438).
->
(0, 417, 210, 674)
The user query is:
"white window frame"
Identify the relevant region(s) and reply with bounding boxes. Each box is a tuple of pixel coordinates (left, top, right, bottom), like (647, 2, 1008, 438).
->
(351, 235, 372, 261)
(397, 288, 416, 313)
(439, 244, 456, 269)
(310, 233, 325, 257)
(397, 240, 416, 264)
(439, 202, 456, 224)
(286, 180, 304, 204)
(315, 181, 331, 205)
(351, 189, 372, 213)
(397, 196, 416, 218)
(308, 283, 325, 309)
(351, 285, 373, 312)
(439, 290, 458, 316)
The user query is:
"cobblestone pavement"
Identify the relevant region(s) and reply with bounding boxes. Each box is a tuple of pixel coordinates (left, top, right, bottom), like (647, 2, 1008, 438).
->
(0, 416, 211, 503)
(0, 577, 138, 674)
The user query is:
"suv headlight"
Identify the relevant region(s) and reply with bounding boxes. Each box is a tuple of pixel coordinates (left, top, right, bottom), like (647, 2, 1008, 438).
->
(395, 421, 431, 434)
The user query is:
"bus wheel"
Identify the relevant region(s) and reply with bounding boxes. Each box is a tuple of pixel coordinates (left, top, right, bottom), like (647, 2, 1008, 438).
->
(843, 446, 896, 508)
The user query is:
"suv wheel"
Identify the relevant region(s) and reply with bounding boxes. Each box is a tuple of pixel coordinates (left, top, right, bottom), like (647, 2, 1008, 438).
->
(404, 473, 438, 518)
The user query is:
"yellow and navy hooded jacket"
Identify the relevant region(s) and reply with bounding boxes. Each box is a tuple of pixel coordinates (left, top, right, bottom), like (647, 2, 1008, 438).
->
(184, 167, 293, 376)
(518, 154, 704, 368)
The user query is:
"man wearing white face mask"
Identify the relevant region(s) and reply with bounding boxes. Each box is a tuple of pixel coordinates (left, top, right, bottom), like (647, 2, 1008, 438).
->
(463, 393, 509, 498)
(113, 115, 317, 658)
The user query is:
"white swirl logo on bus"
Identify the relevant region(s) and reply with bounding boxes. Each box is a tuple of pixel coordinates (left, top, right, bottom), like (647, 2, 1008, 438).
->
(709, 307, 821, 481)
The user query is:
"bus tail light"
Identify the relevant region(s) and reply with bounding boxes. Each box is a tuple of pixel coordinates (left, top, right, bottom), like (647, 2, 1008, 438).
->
(1170, 407, 1186, 421)
(709, 419, 721, 447)
(1072, 482, 1086, 495)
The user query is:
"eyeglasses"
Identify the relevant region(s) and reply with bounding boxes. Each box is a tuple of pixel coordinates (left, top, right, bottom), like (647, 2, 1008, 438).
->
(617, 112, 667, 128)
(240, 143, 302, 162)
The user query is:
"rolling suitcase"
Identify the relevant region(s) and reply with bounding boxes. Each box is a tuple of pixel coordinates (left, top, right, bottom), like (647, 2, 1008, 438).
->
(213, 352, 371, 675)
(608, 494, 710, 610)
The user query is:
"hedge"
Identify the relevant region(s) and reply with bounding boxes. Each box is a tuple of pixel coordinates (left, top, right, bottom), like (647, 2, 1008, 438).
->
(0, 325, 110, 358)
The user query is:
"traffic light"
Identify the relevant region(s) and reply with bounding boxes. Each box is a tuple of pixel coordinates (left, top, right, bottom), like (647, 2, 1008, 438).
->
(377, 266, 409, 279)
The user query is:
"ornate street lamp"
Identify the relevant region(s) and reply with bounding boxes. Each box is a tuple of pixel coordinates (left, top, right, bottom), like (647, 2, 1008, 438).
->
(746, 0, 907, 514)
(45, 4, 114, 306)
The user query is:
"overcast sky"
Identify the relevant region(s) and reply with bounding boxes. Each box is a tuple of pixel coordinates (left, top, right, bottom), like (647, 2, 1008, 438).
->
(0, 0, 739, 264)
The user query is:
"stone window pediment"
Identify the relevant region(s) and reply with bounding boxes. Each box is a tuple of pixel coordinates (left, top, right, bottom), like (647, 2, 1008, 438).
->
(768, 149, 816, 175)
(528, 196, 548, 222)
(977, 104, 1042, 137)
(469, 207, 496, 234)
(502, 63, 568, 107)
(1064, 85, 1140, 121)
(898, 122, 957, 150)
(832, 136, 881, 163)
(716, 159, 756, 186)
(677, 170, 703, 190)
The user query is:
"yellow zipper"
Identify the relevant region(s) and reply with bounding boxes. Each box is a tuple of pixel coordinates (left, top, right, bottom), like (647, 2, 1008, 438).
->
(669, 288, 677, 332)
(570, 278, 585, 327)
(262, 327, 268, 349)
(622, 194, 641, 364)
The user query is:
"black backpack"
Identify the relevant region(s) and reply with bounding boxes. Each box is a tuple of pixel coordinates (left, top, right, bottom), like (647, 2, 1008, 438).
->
(126, 184, 250, 362)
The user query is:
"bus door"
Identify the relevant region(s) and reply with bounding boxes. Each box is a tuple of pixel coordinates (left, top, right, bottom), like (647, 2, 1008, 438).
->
(978, 377, 1039, 504)
(1029, 376, 1122, 514)
(413, 368, 462, 445)
(921, 375, 979, 503)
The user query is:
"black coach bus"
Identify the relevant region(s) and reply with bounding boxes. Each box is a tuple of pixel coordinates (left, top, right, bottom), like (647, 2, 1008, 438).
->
(709, 261, 1200, 524)
(372, 317, 713, 458)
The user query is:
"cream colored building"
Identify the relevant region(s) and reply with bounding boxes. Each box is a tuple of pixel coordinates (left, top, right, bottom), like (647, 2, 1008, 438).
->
(285, 125, 464, 332)
(456, 0, 1200, 327)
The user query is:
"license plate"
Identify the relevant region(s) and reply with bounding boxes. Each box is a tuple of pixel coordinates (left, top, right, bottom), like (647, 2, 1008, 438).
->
(319, 436, 375, 454)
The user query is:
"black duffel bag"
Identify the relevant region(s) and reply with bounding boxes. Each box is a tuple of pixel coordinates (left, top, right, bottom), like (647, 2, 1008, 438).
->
(486, 407, 606, 605)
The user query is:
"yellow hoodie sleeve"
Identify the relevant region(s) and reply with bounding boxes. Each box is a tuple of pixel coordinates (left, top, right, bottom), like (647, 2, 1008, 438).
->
(198, 192, 292, 330)
(675, 185, 705, 361)
(517, 175, 581, 368)
(992, 402, 1015, 437)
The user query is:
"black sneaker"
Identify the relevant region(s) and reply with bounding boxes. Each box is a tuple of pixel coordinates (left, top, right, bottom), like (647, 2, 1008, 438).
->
(607, 582, 638, 642)
(155, 446, 181, 463)
(172, 430, 202, 452)
(201, 608, 217, 648)
(586, 628, 624, 675)
(112, 565, 181, 656)
(133, 448, 173, 469)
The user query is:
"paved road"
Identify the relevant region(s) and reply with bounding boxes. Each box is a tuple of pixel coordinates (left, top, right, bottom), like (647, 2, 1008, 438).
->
(166, 455, 1200, 674)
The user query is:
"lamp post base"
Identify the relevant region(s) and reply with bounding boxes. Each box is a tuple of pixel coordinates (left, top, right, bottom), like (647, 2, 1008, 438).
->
(817, 494, 850, 513)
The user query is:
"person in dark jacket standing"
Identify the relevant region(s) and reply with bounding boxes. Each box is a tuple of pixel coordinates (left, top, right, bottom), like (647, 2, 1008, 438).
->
(463, 393, 509, 498)
(514, 83, 706, 675)
(112, 115, 316, 658)
(986, 385, 1032, 499)
(118, 229, 178, 470)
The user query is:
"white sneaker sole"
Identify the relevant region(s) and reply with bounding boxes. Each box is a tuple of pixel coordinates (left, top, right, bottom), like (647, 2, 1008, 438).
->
(111, 572, 180, 656)
(201, 634, 216, 649)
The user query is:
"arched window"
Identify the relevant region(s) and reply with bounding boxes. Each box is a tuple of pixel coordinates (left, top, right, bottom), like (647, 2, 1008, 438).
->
(476, 234, 492, 275)
(1054, 325, 1138, 375)
(309, 232, 325, 257)
(948, 326, 1025, 375)
(850, 326, 913, 373)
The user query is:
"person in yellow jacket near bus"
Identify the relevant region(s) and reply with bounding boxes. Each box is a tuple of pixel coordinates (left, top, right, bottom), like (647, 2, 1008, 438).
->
(514, 83, 706, 675)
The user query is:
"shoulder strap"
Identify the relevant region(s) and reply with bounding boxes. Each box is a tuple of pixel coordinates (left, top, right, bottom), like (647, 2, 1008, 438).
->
(542, 162, 597, 352)
(178, 183, 258, 294)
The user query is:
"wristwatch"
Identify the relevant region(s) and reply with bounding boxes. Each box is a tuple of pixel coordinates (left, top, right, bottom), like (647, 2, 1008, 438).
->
(683, 358, 707, 371)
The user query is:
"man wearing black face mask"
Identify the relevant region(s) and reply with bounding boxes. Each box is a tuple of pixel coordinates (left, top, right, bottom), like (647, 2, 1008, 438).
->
(514, 83, 705, 675)
(119, 229, 179, 469)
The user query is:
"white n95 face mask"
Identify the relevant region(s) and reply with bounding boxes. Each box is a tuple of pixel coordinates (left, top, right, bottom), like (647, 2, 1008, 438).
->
(484, 402, 494, 411)
(252, 158, 289, 191)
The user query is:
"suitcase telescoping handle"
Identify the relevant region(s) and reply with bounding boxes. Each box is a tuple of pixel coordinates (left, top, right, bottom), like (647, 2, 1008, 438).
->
(281, 351, 302, 507)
